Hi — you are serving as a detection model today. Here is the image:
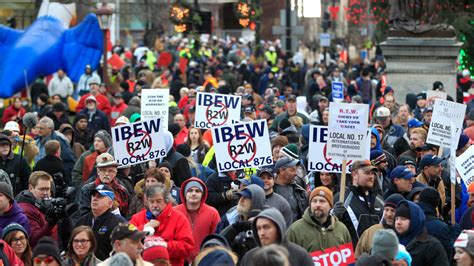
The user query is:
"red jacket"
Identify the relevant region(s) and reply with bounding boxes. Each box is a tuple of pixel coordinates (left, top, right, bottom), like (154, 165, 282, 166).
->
(82, 151, 100, 182)
(76, 93, 112, 117)
(0, 240, 23, 266)
(2, 105, 25, 125)
(174, 177, 220, 260)
(130, 203, 194, 266)
(174, 127, 189, 146)
(110, 102, 128, 126)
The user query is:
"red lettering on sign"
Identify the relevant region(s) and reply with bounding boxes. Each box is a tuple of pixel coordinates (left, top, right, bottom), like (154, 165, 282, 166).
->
(310, 243, 355, 266)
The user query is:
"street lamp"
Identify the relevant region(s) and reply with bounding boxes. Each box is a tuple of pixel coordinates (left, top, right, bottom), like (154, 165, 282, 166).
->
(96, 1, 113, 87)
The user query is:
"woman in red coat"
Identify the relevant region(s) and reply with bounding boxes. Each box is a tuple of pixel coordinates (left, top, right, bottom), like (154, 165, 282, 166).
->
(174, 177, 220, 261)
(2, 97, 26, 125)
(130, 184, 194, 266)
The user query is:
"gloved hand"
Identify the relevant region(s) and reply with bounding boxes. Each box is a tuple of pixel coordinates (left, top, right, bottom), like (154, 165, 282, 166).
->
(232, 221, 252, 232)
(45, 206, 61, 225)
(223, 189, 236, 201)
(331, 202, 346, 220)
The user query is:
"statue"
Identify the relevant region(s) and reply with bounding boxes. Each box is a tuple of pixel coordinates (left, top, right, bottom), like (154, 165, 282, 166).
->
(389, 0, 449, 33)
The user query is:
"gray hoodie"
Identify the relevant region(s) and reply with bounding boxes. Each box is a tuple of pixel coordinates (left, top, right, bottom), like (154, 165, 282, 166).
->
(246, 184, 265, 211)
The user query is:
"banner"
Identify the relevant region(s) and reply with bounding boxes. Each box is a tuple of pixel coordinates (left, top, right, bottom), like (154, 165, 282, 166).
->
(212, 119, 272, 171)
(456, 145, 474, 187)
(332, 82, 344, 102)
(427, 99, 466, 148)
(112, 118, 166, 167)
(141, 89, 169, 131)
(327, 103, 370, 160)
(310, 243, 355, 266)
(194, 92, 241, 129)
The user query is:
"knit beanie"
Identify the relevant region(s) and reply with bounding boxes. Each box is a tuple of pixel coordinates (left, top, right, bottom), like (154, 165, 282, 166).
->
(143, 236, 169, 261)
(384, 194, 404, 209)
(371, 229, 399, 260)
(278, 118, 291, 132)
(184, 181, 204, 195)
(94, 130, 112, 148)
(418, 187, 441, 209)
(370, 150, 387, 166)
(309, 186, 334, 207)
(33, 237, 62, 264)
(197, 248, 236, 266)
(2, 223, 28, 240)
(0, 182, 13, 202)
(454, 230, 474, 256)
(458, 134, 470, 152)
(281, 143, 299, 160)
(130, 113, 141, 123)
(395, 204, 411, 219)
(271, 136, 289, 149)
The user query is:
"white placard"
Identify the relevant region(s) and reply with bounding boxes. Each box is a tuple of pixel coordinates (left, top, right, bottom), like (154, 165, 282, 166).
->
(194, 92, 241, 129)
(308, 125, 370, 173)
(426, 90, 447, 107)
(141, 89, 169, 131)
(327, 103, 370, 160)
(456, 145, 474, 186)
(450, 122, 457, 184)
(427, 99, 466, 148)
(112, 118, 166, 167)
(320, 33, 331, 47)
(212, 119, 273, 171)
(332, 82, 344, 102)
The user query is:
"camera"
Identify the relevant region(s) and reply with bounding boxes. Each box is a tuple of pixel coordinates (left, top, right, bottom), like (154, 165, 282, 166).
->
(35, 173, 77, 220)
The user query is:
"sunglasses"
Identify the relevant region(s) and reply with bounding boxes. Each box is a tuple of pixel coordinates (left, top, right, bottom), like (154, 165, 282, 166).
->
(34, 256, 55, 264)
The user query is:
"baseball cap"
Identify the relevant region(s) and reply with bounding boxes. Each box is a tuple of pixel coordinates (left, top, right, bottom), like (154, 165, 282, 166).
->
(4, 121, 19, 132)
(286, 94, 297, 102)
(111, 223, 147, 243)
(351, 160, 378, 173)
(416, 92, 426, 100)
(375, 107, 390, 118)
(389, 166, 415, 180)
(90, 184, 115, 200)
(237, 188, 252, 199)
(274, 157, 300, 170)
(115, 116, 129, 125)
(244, 106, 255, 113)
(415, 143, 437, 152)
(143, 236, 169, 261)
(407, 118, 423, 129)
(398, 156, 416, 167)
(243, 94, 253, 101)
(418, 155, 444, 170)
(257, 167, 274, 178)
(258, 105, 274, 115)
(275, 100, 285, 108)
(96, 152, 118, 168)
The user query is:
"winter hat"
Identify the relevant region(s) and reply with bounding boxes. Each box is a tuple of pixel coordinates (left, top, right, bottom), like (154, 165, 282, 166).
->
(200, 234, 231, 250)
(454, 230, 474, 256)
(158, 161, 173, 173)
(2, 223, 28, 240)
(458, 134, 470, 152)
(33, 237, 62, 264)
(384, 194, 404, 209)
(398, 156, 416, 167)
(371, 229, 399, 260)
(184, 181, 204, 195)
(271, 136, 289, 149)
(196, 247, 237, 266)
(278, 118, 291, 132)
(355, 253, 391, 266)
(395, 203, 411, 219)
(370, 150, 387, 165)
(168, 123, 180, 137)
(176, 144, 191, 157)
(143, 236, 169, 261)
(0, 182, 13, 201)
(94, 130, 112, 148)
(309, 186, 334, 207)
(130, 113, 141, 123)
(281, 143, 299, 160)
(418, 187, 441, 209)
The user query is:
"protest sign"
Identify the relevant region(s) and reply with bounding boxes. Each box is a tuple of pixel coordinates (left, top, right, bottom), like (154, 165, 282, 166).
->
(310, 243, 355, 266)
(212, 119, 272, 171)
(141, 89, 169, 131)
(327, 102, 370, 160)
(112, 118, 166, 167)
(308, 125, 370, 173)
(332, 81, 344, 102)
(194, 92, 241, 129)
(456, 145, 474, 187)
(426, 90, 447, 107)
(427, 99, 466, 148)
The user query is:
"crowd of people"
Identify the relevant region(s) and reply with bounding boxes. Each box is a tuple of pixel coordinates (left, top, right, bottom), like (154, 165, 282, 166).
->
(0, 34, 473, 266)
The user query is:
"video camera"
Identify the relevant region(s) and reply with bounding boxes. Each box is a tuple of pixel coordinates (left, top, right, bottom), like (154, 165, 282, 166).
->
(36, 172, 76, 221)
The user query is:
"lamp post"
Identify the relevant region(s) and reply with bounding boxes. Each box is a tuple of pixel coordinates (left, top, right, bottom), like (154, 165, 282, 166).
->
(96, 1, 113, 87)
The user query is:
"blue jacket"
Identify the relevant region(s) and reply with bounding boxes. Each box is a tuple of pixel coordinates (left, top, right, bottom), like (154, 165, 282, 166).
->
(370, 127, 383, 151)
(418, 202, 460, 258)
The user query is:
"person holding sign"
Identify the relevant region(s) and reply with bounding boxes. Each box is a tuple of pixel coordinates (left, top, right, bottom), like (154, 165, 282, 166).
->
(332, 160, 384, 247)
(286, 187, 353, 263)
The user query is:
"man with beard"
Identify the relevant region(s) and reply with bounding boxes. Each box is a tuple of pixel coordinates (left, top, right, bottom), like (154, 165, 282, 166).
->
(130, 184, 194, 266)
(286, 186, 352, 254)
(355, 193, 404, 257)
(370, 150, 390, 195)
(398, 127, 427, 163)
(333, 160, 384, 246)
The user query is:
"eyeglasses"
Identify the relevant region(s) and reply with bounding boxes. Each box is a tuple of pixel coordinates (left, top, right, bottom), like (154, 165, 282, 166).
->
(73, 239, 90, 245)
(12, 236, 26, 243)
(33, 256, 55, 264)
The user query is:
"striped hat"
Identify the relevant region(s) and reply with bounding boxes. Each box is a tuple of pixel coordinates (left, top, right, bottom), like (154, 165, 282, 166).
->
(281, 143, 299, 160)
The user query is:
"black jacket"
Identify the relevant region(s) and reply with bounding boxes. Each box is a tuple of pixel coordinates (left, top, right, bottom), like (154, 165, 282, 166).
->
(406, 230, 449, 266)
(0, 153, 31, 196)
(158, 149, 191, 187)
(273, 182, 308, 221)
(337, 186, 384, 246)
(76, 210, 126, 261)
(205, 172, 238, 216)
(34, 155, 68, 186)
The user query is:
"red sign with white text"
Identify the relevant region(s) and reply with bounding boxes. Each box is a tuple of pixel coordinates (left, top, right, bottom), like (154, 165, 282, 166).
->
(310, 243, 355, 266)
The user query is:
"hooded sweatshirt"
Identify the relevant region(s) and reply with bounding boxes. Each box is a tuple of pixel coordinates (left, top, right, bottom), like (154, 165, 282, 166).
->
(174, 178, 221, 260)
(240, 208, 313, 266)
(0, 201, 31, 237)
